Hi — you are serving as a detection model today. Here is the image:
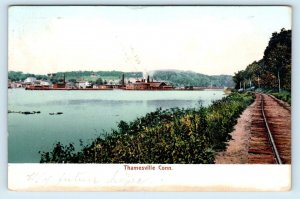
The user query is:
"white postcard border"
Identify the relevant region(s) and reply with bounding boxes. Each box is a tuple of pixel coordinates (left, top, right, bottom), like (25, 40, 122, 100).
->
(8, 164, 291, 191)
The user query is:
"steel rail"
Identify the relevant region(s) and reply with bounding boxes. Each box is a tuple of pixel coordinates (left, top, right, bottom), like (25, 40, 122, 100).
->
(260, 94, 283, 164)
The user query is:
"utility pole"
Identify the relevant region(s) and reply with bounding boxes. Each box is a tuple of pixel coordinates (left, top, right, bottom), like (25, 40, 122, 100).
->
(277, 70, 281, 93)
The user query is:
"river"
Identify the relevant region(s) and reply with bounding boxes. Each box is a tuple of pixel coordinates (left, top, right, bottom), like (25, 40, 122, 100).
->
(8, 89, 225, 163)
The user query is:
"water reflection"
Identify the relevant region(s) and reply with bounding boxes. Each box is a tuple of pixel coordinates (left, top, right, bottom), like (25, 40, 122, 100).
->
(146, 99, 197, 108)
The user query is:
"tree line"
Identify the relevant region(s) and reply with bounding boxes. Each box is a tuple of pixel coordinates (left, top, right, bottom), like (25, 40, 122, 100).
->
(153, 70, 234, 87)
(8, 71, 48, 82)
(233, 28, 291, 92)
(8, 70, 142, 83)
(8, 70, 235, 87)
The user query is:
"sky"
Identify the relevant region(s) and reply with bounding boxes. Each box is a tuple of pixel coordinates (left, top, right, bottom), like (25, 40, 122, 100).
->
(8, 6, 291, 75)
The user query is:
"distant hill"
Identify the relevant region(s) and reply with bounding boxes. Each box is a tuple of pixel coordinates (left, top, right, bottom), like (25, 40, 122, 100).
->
(153, 70, 234, 87)
(8, 70, 234, 87)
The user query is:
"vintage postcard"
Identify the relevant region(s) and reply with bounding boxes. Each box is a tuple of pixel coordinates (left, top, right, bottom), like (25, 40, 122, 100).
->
(8, 5, 291, 191)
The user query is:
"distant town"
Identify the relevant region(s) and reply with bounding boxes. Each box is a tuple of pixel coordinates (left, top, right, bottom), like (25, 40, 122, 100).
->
(8, 72, 226, 91)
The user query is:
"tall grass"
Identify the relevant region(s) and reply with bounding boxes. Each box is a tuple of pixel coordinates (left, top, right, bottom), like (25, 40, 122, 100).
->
(40, 92, 254, 164)
(255, 88, 291, 105)
(271, 91, 291, 105)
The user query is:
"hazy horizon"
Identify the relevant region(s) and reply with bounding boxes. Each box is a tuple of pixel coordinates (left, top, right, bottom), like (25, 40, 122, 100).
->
(9, 6, 291, 76)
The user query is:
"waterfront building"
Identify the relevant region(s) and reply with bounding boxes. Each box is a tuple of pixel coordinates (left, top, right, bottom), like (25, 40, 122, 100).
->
(77, 81, 92, 89)
(24, 77, 37, 84)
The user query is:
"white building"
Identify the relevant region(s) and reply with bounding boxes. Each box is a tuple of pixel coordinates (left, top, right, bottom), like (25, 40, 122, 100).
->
(24, 77, 37, 84)
(77, 81, 92, 88)
(39, 80, 51, 86)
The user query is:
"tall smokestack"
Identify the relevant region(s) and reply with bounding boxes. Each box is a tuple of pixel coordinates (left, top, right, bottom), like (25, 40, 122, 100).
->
(122, 74, 125, 86)
(147, 75, 150, 83)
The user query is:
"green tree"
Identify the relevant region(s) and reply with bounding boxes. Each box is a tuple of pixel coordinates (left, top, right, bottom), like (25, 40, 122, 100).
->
(263, 28, 291, 92)
(244, 60, 264, 88)
(232, 70, 244, 89)
(95, 77, 104, 85)
(233, 28, 291, 91)
(68, 79, 77, 83)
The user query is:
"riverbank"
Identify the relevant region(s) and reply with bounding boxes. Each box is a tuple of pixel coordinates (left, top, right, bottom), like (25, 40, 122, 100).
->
(39, 92, 254, 164)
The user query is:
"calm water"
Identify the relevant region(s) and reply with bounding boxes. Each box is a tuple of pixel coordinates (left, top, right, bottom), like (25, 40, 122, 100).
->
(8, 89, 225, 163)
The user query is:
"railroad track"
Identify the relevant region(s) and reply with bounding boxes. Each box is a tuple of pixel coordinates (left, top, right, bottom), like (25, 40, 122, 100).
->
(248, 93, 291, 164)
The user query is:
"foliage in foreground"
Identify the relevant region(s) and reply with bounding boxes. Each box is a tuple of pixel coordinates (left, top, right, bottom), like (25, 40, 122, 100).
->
(39, 93, 254, 164)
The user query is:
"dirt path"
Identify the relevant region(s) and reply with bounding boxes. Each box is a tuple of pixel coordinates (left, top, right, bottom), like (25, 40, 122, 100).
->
(214, 101, 255, 164)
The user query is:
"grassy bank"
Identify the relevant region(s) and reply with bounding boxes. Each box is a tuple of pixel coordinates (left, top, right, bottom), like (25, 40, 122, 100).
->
(271, 91, 291, 105)
(40, 92, 254, 164)
(256, 88, 291, 105)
